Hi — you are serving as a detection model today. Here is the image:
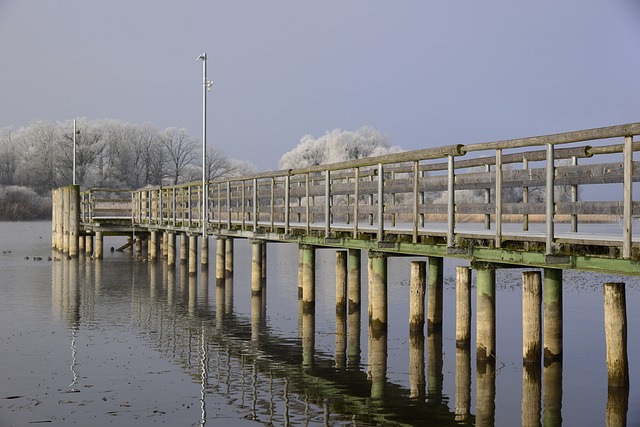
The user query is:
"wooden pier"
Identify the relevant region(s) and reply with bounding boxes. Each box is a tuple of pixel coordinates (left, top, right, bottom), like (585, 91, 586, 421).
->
(52, 122, 640, 394)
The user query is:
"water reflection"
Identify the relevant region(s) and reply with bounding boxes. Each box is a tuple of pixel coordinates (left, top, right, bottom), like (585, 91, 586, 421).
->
(47, 252, 627, 426)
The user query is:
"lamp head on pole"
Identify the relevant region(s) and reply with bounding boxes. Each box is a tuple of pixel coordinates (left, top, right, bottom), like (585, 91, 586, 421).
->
(197, 53, 207, 61)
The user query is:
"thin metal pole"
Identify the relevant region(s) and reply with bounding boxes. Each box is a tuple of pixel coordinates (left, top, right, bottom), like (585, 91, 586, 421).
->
(72, 118, 76, 185)
(447, 155, 455, 247)
(545, 143, 555, 255)
(623, 136, 633, 258)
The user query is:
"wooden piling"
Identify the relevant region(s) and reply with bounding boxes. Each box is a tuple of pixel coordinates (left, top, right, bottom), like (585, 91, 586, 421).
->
(201, 236, 208, 269)
(225, 238, 234, 279)
(427, 256, 443, 332)
(409, 261, 426, 333)
(63, 186, 70, 253)
(68, 185, 80, 257)
(476, 360, 496, 427)
(149, 231, 158, 262)
(302, 310, 315, 367)
(215, 238, 225, 284)
(95, 231, 103, 259)
(369, 326, 387, 399)
(523, 271, 542, 363)
(301, 245, 315, 312)
(543, 361, 562, 427)
(522, 363, 542, 427)
(427, 332, 444, 400)
(368, 252, 388, 332)
(348, 249, 361, 313)
(335, 309, 347, 369)
(476, 268, 496, 361)
(604, 282, 629, 388)
(336, 250, 347, 313)
(455, 347, 471, 422)
(188, 234, 197, 275)
(456, 266, 472, 346)
(544, 268, 563, 361)
(167, 232, 176, 267)
(180, 233, 188, 262)
(297, 246, 304, 300)
(85, 234, 93, 256)
(251, 240, 263, 296)
(409, 333, 425, 399)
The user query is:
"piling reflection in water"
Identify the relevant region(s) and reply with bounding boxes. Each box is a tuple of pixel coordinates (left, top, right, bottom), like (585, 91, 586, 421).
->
(48, 249, 630, 427)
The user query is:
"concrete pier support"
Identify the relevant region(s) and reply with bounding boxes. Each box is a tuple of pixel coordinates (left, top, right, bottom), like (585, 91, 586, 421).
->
(427, 257, 443, 332)
(523, 271, 542, 363)
(336, 251, 347, 313)
(476, 268, 496, 361)
(604, 282, 629, 388)
(544, 268, 563, 361)
(225, 238, 234, 279)
(215, 238, 225, 284)
(348, 249, 361, 313)
(167, 232, 176, 267)
(201, 236, 208, 269)
(409, 261, 426, 333)
(301, 245, 316, 312)
(251, 240, 263, 296)
(368, 252, 388, 332)
(188, 235, 197, 275)
(456, 266, 472, 346)
(95, 231, 103, 259)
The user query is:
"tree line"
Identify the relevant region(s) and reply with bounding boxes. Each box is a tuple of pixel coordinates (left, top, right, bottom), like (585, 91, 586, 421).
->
(0, 118, 255, 195)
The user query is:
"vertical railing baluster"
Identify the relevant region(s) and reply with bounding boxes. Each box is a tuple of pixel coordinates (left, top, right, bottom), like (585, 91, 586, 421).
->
(305, 173, 310, 234)
(285, 174, 291, 234)
(623, 135, 633, 259)
(253, 178, 258, 231)
(495, 149, 503, 248)
(325, 170, 331, 237)
(413, 160, 419, 244)
(545, 143, 555, 255)
(226, 181, 232, 229)
(447, 155, 455, 248)
(484, 164, 491, 230)
(377, 163, 384, 243)
(353, 167, 359, 239)
(522, 158, 529, 231)
(571, 155, 578, 233)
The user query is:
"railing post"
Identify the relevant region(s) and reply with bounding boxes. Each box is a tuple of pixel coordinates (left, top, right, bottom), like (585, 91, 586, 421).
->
(377, 163, 384, 242)
(285, 174, 291, 234)
(252, 178, 257, 230)
(413, 160, 419, 244)
(353, 167, 359, 239)
(226, 181, 232, 229)
(305, 173, 310, 234)
(570, 155, 578, 233)
(325, 170, 331, 237)
(495, 149, 503, 248)
(447, 155, 455, 248)
(623, 136, 633, 259)
(522, 158, 529, 232)
(545, 143, 555, 255)
(241, 180, 246, 230)
(484, 164, 491, 230)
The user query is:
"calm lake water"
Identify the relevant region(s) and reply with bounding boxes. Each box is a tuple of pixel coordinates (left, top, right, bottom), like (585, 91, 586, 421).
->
(0, 221, 639, 426)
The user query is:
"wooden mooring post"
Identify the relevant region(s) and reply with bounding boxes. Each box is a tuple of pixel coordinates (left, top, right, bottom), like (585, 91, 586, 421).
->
(51, 185, 80, 256)
(604, 282, 629, 389)
(409, 261, 426, 333)
(456, 266, 472, 346)
(523, 271, 542, 363)
(476, 268, 496, 361)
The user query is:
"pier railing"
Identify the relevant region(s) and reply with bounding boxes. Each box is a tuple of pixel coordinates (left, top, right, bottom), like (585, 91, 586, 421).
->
(79, 122, 640, 258)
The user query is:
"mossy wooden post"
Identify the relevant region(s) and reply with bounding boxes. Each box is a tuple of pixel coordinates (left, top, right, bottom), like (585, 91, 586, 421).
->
(215, 238, 225, 284)
(95, 231, 103, 259)
(368, 252, 388, 332)
(261, 241, 267, 287)
(604, 282, 629, 388)
(167, 232, 176, 267)
(68, 185, 80, 257)
(149, 231, 158, 262)
(188, 234, 197, 275)
(348, 249, 361, 313)
(251, 240, 263, 296)
(297, 245, 304, 300)
(225, 238, 234, 279)
(302, 309, 315, 367)
(201, 236, 208, 269)
(336, 250, 347, 313)
(427, 256, 443, 332)
(523, 271, 542, 363)
(456, 266, 472, 346)
(409, 261, 426, 333)
(427, 332, 444, 401)
(301, 245, 316, 313)
(544, 268, 563, 361)
(543, 361, 562, 427)
(476, 267, 496, 361)
(335, 306, 347, 369)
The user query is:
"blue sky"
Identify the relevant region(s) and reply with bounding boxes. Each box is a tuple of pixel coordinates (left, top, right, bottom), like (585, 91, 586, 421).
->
(1, 1, 639, 170)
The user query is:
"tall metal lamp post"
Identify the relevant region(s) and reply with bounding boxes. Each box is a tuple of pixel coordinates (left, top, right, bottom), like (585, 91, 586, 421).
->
(197, 53, 213, 239)
(72, 119, 78, 185)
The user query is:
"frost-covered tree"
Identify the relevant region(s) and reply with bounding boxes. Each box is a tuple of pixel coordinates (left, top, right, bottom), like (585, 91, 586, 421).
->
(161, 127, 197, 185)
(278, 127, 402, 169)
